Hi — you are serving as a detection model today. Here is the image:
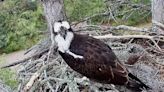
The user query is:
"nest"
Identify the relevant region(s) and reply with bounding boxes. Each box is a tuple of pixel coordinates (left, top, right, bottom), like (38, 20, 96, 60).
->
(15, 37, 164, 92)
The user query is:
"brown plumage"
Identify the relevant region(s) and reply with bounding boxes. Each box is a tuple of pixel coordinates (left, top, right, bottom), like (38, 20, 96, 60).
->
(53, 21, 149, 91)
(59, 33, 149, 90)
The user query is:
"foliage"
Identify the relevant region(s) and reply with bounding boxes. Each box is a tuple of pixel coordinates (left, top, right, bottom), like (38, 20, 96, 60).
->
(64, 0, 105, 22)
(0, 56, 18, 89)
(0, 68, 18, 89)
(117, 0, 151, 25)
(0, 0, 46, 53)
(65, 0, 151, 25)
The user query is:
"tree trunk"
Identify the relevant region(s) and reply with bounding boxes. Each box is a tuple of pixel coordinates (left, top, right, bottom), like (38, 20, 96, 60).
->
(28, 0, 66, 55)
(41, 0, 66, 32)
(152, 0, 164, 34)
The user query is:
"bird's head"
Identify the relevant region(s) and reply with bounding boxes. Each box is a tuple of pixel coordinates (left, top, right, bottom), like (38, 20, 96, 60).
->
(53, 21, 73, 39)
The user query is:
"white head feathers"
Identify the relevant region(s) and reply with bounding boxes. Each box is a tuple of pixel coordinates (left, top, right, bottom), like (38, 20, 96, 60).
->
(54, 21, 83, 59)
(54, 21, 70, 32)
(61, 21, 70, 29)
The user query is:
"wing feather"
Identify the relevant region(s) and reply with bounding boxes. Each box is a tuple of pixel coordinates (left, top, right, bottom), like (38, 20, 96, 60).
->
(62, 34, 128, 84)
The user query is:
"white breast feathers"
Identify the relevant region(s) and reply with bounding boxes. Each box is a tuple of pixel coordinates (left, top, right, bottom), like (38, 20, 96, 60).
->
(55, 32, 83, 59)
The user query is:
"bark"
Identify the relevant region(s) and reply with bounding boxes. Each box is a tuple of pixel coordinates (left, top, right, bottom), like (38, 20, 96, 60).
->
(41, 0, 66, 32)
(28, 0, 66, 55)
(152, 0, 164, 34)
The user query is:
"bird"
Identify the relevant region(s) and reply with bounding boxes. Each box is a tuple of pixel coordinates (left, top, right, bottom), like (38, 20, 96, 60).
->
(53, 20, 150, 91)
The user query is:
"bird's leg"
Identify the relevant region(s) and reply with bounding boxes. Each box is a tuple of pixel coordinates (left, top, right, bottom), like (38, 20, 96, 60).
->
(66, 50, 83, 59)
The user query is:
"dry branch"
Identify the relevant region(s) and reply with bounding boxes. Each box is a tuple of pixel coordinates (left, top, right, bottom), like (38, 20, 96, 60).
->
(76, 24, 151, 34)
(23, 56, 59, 91)
(24, 72, 40, 92)
(110, 25, 150, 32)
(152, 20, 164, 29)
(94, 34, 163, 51)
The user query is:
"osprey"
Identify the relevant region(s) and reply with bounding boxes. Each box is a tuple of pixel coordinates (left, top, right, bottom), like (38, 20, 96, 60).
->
(53, 21, 149, 90)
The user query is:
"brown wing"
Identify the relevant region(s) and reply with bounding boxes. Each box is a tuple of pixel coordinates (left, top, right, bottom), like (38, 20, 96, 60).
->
(60, 34, 129, 85)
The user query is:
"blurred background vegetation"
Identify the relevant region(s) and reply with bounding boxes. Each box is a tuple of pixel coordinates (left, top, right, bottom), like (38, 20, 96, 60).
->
(0, 0, 45, 53)
(0, 0, 151, 54)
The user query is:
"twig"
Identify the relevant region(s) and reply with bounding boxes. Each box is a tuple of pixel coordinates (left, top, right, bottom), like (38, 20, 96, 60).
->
(110, 25, 150, 32)
(76, 24, 151, 34)
(23, 57, 59, 91)
(152, 20, 164, 29)
(23, 72, 40, 92)
(43, 59, 55, 92)
(40, 77, 71, 84)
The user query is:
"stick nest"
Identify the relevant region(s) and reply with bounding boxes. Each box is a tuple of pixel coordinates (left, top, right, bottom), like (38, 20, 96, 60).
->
(5, 28, 163, 92)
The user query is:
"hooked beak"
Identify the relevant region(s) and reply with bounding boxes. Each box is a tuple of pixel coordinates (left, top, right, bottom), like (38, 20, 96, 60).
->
(59, 26, 67, 39)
